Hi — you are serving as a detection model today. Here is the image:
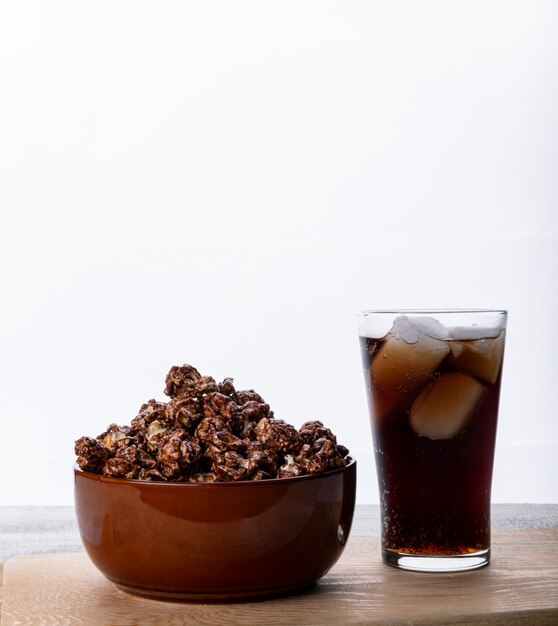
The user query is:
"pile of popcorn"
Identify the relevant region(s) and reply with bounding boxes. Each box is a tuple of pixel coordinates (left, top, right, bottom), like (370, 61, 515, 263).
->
(75, 364, 350, 482)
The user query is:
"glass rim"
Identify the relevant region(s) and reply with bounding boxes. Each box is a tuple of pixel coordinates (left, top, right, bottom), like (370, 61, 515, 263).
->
(357, 309, 507, 317)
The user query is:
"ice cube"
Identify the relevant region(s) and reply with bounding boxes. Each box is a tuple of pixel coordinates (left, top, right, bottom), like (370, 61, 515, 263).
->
(409, 371, 486, 440)
(448, 325, 504, 340)
(371, 325, 450, 408)
(391, 316, 420, 344)
(409, 316, 449, 340)
(449, 341, 464, 359)
(445, 331, 505, 384)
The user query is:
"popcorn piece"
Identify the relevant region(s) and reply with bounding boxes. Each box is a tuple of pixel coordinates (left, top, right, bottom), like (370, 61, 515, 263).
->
(218, 377, 236, 397)
(195, 375, 218, 397)
(299, 420, 337, 445)
(164, 364, 201, 398)
(130, 399, 167, 435)
(188, 472, 218, 483)
(245, 441, 279, 476)
(234, 389, 265, 404)
(103, 457, 139, 479)
(97, 424, 132, 451)
(213, 451, 251, 481)
(278, 454, 303, 478)
(138, 467, 166, 481)
(165, 396, 202, 431)
(256, 418, 301, 454)
(296, 438, 346, 474)
(156, 430, 202, 479)
(115, 444, 157, 469)
(240, 400, 272, 422)
(203, 392, 238, 421)
(208, 429, 246, 454)
(195, 416, 228, 444)
(145, 420, 168, 453)
(75, 437, 110, 473)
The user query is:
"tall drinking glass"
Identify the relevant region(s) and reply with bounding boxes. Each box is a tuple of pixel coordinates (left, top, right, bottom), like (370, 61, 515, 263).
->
(357, 310, 507, 572)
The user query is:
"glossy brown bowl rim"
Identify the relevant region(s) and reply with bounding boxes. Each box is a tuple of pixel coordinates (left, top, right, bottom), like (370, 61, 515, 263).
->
(74, 456, 356, 488)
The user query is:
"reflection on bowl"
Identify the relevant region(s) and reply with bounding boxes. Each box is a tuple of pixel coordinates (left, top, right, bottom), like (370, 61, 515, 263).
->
(74, 458, 356, 601)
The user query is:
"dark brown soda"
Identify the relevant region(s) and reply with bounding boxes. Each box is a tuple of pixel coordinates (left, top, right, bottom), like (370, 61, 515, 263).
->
(360, 336, 503, 556)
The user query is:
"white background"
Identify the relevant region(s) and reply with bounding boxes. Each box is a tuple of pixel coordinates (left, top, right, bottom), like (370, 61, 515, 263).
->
(1, 1, 557, 505)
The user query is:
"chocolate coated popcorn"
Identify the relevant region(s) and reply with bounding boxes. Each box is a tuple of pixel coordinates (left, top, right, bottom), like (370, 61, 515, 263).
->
(75, 436, 109, 473)
(75, 363, 349, 482)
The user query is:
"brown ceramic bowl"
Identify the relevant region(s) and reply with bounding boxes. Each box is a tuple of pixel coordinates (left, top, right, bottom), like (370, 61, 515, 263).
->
(74, 458, 356, 602)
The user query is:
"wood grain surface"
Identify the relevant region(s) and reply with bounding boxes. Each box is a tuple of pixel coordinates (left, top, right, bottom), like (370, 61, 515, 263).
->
(1, 530, 557, 625)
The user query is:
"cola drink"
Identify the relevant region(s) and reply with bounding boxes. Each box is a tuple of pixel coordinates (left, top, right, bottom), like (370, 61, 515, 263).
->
(358, 311, 507, 572)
